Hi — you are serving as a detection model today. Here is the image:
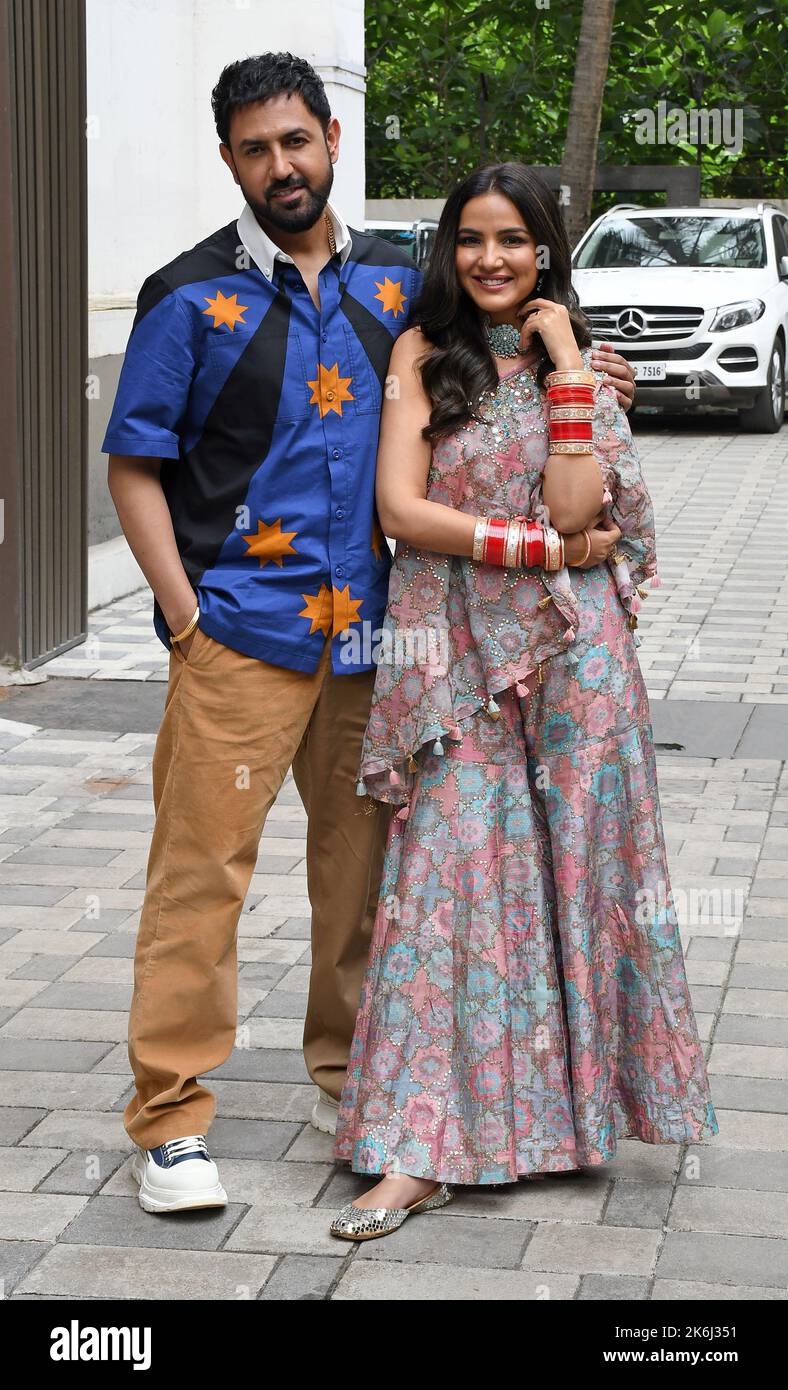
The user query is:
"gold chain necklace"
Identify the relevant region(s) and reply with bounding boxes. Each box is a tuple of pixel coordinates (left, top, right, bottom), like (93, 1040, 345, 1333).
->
(324, 208, 336, 256)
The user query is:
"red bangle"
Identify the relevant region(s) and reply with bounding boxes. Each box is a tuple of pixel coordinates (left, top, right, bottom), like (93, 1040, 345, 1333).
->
(484, 518, 508, 565)
(520, 522, 545, 568)
(547, 384, 594, 399)
(549, 424, 593, 442)
(544, 383, 594, 400)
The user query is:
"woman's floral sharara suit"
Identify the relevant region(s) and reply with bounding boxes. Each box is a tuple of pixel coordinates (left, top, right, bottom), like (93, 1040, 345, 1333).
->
(334, 346, 718, 1184)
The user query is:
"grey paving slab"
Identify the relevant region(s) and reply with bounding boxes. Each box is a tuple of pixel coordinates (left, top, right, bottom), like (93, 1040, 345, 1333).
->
(57, 1194, 243, 1250)
(656, 1231, 788, 1287)
(736, 703, 788, 758)
(649, 702, 753, 757)
(17, 982, 132, 1011)
(678, 1146, 788, 1191)
(0, 1106, 48, 1144)
(669, 1184, 788, 1239)
(0, 1039, 114, 1071)
(707, 1075, 788, 1114)
(651, 1278, 788, 1300)
(210, 1043, 310, 1085)
(352, 1211, 530, 1268)
(602, 1180, 673, 1228)
(226, 1206, 351, 1258)
(331, 1260, 579, 1300)
(258, 1254, 342, 1300)
(36, 1150, 129, 1196)
(5, 955, 73, 982)
(14, 1243, 277, 1300)
(0, 1240, 52, 1296)
(520, 1222, 661, 1275)
(578, 1274, 650, 1300)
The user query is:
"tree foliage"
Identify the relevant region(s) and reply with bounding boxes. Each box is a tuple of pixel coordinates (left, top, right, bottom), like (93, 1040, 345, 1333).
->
(364, 0, 788, 206)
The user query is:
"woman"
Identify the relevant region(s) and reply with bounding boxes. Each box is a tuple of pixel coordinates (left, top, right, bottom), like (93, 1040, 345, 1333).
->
(329, 163, 718, 1241)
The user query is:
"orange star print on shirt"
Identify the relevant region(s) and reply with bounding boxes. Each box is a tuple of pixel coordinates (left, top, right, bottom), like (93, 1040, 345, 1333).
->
(242, 518, 298, 568)
(373, 277, 407, 318)
(299, 584, 363, 637)
(202, 290, 249, 331)
(307, 362, 354, 418)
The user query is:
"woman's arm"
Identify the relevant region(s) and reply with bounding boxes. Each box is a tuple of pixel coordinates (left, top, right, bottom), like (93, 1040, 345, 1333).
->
(376, 329, 614, 567)
(518, 300, 604, 533)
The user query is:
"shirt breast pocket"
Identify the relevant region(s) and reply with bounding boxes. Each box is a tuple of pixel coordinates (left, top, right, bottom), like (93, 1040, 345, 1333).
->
(206, 327, 260, 375)
(342, 325, 384, 418)
(275, 331, 317, 423)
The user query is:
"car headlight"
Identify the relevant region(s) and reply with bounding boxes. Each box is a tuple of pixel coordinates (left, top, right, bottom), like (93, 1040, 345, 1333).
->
(709, 299, 765, 332)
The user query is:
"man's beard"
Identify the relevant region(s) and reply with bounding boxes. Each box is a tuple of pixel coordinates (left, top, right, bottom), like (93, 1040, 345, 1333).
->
(242, 159, 334, 234)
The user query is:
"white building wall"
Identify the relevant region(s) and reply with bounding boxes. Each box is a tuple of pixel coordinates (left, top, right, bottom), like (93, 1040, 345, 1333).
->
(87, 0, 366, 355)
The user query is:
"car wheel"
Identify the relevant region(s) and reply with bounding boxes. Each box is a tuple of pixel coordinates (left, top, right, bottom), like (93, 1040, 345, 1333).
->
(738, 338, 785, 432)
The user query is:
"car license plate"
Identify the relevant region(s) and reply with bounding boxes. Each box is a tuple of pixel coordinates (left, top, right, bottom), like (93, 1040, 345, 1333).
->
(633, 362, 667, 381)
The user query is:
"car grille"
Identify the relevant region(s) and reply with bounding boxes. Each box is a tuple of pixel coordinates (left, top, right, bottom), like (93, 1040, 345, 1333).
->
(611, 344, 710, 362)
(584, 305, 705, 341)
(716, 346, 758, 372)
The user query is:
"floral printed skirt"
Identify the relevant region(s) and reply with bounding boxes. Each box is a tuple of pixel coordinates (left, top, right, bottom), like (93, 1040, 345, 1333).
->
(334, 565, 719, 1183)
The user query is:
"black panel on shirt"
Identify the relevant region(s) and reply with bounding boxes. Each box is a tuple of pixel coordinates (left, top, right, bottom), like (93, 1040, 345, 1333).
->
(339, 231, 421, 389)
(132, 221, 243, 326)
(157, 292, 293, 598)
(338, 289, 401, 394)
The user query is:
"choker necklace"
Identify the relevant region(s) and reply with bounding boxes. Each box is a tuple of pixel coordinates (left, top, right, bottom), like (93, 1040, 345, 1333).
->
(483, 314, 523, 358)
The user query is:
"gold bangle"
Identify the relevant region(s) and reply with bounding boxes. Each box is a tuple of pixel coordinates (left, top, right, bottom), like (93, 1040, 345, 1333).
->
(579, 528, 592, 565)
(170, 605, 200, 645)
(545, 368, 596, 388)
(543, 527, 563, 571)
(547, 441, 596, 455)
(548, 405, 595, 421)
(472, 516, 487, 563)
(504, 520, 521, 568)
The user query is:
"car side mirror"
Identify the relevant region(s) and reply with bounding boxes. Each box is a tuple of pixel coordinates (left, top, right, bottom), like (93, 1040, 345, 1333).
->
(780, 254, 788, 280)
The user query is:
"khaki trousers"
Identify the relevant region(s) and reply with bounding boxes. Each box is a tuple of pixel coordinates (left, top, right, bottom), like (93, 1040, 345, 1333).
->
(124, 624, 392, 1148)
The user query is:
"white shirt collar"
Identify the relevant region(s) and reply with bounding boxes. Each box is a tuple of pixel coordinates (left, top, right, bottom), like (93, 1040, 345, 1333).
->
(237, 199, 352, 281)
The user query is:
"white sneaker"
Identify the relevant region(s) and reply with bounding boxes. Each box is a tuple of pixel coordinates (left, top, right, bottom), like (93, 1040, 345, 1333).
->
(131, 1135, 228, 1213)
(310, 1087, 339, 1135)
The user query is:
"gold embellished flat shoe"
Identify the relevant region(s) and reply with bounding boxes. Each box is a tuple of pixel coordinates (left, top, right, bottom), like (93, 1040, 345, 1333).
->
(329, 1182, 454, 1241)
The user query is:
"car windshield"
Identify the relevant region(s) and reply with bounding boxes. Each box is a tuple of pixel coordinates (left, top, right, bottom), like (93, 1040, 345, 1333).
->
(574, 216, 767, 270)
(367, 227, 416, 253)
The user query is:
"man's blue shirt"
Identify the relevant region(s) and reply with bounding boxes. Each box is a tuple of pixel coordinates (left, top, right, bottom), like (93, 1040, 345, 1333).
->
(101, 213, 422, 674)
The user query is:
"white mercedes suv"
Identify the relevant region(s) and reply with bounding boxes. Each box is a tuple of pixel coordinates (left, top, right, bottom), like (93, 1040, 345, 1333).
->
(572, 204, 788, 432)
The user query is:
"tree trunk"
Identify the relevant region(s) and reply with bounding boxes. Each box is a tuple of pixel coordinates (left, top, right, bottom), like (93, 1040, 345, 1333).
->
(560, 0, 617, 250)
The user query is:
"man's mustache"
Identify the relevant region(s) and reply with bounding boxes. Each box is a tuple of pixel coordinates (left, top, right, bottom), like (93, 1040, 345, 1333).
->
(267, 181, 308, 198)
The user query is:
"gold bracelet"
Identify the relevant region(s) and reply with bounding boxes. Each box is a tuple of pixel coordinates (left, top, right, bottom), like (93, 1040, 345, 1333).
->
(548, 405, 595, 421)
(472, 516, 487, 563)
(543, 527, 564, 571)
(545, 368, 596, 388)
(547, 441, 596, 455)
(579, 528, 592, 565)
(504, 520, 521, 568)
(170, 605, 200, 645)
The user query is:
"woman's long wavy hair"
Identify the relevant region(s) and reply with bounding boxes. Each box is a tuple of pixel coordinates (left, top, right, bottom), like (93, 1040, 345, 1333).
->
(413, 162, 592, 443)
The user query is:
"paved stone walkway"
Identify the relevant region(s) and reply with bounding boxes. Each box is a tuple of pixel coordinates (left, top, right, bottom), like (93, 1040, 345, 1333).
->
(1, 422, 787, 1300)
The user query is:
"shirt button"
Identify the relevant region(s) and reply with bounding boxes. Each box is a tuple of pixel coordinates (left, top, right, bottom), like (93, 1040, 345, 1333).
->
(336, 508, 345, 518)
(336, 564, 345, 576)
(326, 391, 335, 401)
(321, 332, 328, 342)
(332, 448, 341, 459)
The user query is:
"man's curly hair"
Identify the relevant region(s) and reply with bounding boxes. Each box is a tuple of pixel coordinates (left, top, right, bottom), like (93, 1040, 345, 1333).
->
(211, 52, 331, 146)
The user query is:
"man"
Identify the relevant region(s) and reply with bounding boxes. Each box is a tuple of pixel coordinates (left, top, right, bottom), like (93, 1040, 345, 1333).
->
(104, 51, 635, 1213)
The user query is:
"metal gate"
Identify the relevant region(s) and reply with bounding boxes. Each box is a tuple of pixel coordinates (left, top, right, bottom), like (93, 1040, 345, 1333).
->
(0, 0, 87, 667)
